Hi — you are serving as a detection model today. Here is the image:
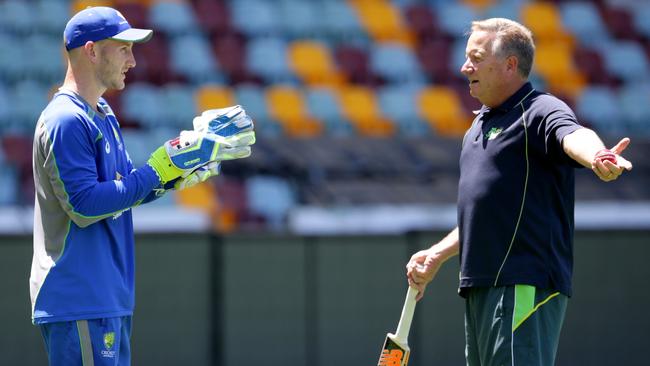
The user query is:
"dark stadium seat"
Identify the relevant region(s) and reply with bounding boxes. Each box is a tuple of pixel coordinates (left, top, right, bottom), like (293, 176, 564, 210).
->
(572, 45, 619, 87)
(130, 35, 184, 85)
(114, 3, 149, 30)
(599, 5, 640, 41)
(416, 37, 454, 83)
(193, 0, 231, 36)
(333, 45, 382, 87)
(212, 32, 263, 85)
(403, 4, 440, 41)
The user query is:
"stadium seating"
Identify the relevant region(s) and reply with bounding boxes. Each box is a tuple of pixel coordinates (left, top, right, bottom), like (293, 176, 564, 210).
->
(418, 86, 471, 136)
(337, 85, 395, 137)
(195, 85, 236, 111)
(1, 0, 650, 228)
(377, 84, 430, 136)
(369, 42, 425, 83)
(304, 87, 353, 135)
(230, 0, 280, 37)
(350, 0, 415, 45)
(245, 37, 294, 83)
(559, 1, 610, 47)
(169, 35, 221, 84)
(277, 0, 322, 39)
(288, 41, 345, 87)
(435, 2, 479, 38)
(575, 86, 623, 135)
(149, 1, 199, 36)
(265, 85, 323, 137)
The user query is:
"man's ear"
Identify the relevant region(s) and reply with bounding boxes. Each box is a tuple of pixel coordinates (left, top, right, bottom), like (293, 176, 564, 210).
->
(506, 55, 519, 74)
(82, 41, 99, 63)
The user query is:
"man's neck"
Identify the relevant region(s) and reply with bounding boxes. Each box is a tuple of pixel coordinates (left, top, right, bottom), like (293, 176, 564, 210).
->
(61, 68, 105, 111)
(485, 79, 527, 108)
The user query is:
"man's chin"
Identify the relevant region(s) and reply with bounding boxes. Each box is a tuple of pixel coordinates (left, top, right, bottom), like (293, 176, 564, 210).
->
(108, 83, 126, 91)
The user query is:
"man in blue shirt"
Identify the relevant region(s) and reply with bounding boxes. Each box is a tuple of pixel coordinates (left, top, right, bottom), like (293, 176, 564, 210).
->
(406, 18, 633, 365)
(30, 7, 253, 366)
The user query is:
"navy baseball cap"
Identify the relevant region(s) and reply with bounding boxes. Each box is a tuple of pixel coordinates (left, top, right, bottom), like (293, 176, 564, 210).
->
(64, 7, 153, 51)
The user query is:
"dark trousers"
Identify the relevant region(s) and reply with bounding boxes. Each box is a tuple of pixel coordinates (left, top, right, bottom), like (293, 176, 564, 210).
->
(464, 285, 568, 366)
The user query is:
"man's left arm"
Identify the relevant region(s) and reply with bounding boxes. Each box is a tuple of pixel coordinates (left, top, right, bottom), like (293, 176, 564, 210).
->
(562, 128, 633, 181)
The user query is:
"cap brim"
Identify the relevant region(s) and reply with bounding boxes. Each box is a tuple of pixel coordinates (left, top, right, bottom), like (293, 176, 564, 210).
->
(110, 28, 153, 44)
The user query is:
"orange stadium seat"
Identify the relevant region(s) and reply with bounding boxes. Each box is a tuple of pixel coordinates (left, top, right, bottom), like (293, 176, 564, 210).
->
(521, 2, 573, 43)
(418, 86, 472, 137)
(175, 182, 229, 231)
(114, 0, 152, 5)
(534, 40, 586, 99)
(195, 85, 235, 111)
(462, 0, 495, 11)
(288, 41, 345, 87)
(349, 0, 415, 47)
(266, 86, 323, 138)
(338, 86, 395, 137)
(72, 0, 116, 14)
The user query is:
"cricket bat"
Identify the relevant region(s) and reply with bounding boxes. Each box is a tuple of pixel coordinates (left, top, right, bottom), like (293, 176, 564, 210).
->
(377, 286, 419, 366)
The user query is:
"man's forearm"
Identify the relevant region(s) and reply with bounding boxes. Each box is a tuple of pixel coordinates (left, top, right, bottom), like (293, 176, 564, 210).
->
(562, 128, 606, 168)
(431, 227, 460, 263)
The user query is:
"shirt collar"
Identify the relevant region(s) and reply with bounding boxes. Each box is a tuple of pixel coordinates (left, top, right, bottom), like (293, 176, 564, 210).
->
(481, 82, 534, 114)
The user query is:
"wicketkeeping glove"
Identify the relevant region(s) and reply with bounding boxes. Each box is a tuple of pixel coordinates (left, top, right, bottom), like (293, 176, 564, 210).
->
(174, 161, 221, 190)
(147, 130, 253, 184)
(193, 105, 254, 137)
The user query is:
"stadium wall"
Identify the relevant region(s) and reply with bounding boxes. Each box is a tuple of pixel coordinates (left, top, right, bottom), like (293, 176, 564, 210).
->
(1, 231, 648, 366)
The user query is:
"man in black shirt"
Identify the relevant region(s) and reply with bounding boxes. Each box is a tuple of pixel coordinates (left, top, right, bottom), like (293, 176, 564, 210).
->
(406, 18, 632, 365)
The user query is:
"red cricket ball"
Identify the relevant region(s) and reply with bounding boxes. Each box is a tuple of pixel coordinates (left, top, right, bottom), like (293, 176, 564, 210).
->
(595, 149, 617, 164)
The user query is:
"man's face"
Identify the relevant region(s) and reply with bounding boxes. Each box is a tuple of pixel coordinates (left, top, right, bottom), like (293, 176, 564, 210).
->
(460, 30, 510, 107)
(95, 39, 136, 91)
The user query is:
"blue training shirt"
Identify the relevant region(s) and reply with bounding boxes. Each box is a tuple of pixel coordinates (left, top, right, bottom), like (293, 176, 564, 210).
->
(457, 82, 583, 297)
(30, 90, 162, 324)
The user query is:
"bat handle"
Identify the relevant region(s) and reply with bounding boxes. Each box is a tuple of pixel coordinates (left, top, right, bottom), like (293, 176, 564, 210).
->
(394, 286, 418, 342)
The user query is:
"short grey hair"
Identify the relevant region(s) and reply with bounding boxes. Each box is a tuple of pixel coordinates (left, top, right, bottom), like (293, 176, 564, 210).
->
(470, 18, 535, 78)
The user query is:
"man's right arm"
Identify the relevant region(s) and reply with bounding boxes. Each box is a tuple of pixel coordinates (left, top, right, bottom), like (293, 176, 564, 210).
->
(406, 227, 460, 300)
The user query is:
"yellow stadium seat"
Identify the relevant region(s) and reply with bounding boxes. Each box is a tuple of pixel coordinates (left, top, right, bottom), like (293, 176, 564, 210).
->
(176, 183, 238, 232)
(71, 0, 116, 13)
(349, 0, 415, 47)
(338, 86, 395, 137)
(462, 0, 495, 10)
(266, 86, 323, 137)
(521, 2, 573, 43)
(289, 41, 345, 87)
(418, 86, 472, 136)
(114, 0, 152, 5)
(176, 183, 217, 214)
(195, 85, 236, 112)
(534, 40, 586, 98)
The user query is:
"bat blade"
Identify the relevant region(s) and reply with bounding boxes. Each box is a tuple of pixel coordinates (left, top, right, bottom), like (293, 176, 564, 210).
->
(378, 333, 410, 366)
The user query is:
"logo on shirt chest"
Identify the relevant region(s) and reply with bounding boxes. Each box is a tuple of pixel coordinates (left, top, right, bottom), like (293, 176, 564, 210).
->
(485, 127, 503, 140)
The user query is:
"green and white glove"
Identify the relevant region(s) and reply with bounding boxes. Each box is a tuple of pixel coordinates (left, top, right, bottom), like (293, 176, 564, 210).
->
(193, 105, 254, 136)
(147, 130, 253, 184)
(174, 161, 221, 190)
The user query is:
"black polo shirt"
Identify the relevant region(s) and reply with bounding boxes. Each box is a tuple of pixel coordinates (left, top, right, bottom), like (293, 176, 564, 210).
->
(457, 82, 583, 297)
